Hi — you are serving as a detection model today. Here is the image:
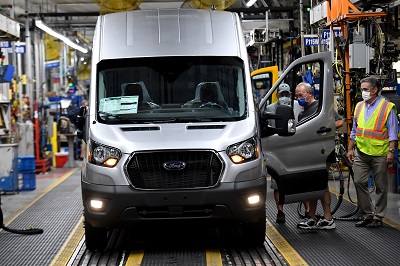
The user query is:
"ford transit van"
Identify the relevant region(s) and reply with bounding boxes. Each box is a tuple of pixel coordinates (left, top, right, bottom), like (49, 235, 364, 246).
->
(77, 8, 335, 251)
(77, 9, 281, 251)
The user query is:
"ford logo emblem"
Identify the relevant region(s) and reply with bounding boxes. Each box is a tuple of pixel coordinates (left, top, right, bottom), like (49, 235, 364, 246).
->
(163, 161, 186, 171)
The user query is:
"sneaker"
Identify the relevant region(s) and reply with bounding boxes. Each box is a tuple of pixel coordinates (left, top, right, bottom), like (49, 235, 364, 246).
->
(316, 218, 336, 230)
(297, 218, 317, 229)
(276, 211, 285, 223)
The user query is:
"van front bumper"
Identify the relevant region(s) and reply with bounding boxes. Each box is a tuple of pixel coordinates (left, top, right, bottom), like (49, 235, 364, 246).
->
(82, 176, 266, 228)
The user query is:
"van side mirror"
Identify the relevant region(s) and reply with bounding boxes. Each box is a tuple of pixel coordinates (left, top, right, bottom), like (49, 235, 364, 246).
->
(260, 105, 296, 137)
(76, 106, 88, 140)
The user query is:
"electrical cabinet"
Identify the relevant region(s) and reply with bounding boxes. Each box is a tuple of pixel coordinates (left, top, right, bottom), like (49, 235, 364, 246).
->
(349, 43, 367, 69)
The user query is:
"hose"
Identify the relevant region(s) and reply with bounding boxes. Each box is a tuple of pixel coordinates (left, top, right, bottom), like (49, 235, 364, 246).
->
(334, 206, 361, 221)
(0, 202, 43, 235)
(330, 186, 344, 215)
(297, 156, 360, 220)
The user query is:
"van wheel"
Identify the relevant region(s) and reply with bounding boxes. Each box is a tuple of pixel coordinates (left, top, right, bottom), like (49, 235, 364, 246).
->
(240, 218, 266, 246)
(84, 220, 108, 251)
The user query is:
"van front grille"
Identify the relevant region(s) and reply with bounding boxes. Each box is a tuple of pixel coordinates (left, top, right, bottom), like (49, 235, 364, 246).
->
(125, 151, 223, 189)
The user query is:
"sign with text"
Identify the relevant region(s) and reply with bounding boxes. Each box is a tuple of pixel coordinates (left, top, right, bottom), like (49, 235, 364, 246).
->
(304, 29, 343, 46)
(0, 41, 11, 48)
(321, 29, 342, 45)
(15, 45, 25, 54)
(46, 60, 60, 68)
(304, 35, 319, 47)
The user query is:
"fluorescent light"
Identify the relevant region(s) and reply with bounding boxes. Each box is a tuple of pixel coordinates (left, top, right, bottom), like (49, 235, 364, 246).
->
(246, 0, 257, 7)
(35, 20, 88, 54)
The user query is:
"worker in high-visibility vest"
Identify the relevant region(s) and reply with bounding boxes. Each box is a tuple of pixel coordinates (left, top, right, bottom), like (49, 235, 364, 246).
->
(347, 76, 398, 228)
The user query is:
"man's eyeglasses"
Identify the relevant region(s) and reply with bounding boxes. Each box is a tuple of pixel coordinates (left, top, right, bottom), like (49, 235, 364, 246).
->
(295, 92, 308, 99)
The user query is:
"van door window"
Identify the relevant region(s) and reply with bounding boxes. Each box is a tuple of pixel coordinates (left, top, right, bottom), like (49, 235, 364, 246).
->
(263, 61, 323, 130)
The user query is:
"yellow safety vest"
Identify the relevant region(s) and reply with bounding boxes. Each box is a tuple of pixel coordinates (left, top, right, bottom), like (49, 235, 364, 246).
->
(354, 98, 395, 156)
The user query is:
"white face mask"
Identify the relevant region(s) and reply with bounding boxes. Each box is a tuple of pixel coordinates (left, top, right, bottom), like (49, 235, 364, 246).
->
(362, 91, 371, 101)
(278, 96, 290, 106)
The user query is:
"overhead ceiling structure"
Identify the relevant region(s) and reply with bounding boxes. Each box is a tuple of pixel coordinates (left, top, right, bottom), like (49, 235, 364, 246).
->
(0, 0, 305, 43)
(2, 0, 399, 53)
(5, 0, 102, 41)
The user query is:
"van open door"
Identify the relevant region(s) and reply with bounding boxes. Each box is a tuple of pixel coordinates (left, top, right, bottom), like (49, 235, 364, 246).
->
(258, 51, 335, 204)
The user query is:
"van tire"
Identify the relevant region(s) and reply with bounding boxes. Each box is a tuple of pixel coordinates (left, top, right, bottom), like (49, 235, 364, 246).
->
(84, 220, 108, 251)
(240, 218, 266, 246)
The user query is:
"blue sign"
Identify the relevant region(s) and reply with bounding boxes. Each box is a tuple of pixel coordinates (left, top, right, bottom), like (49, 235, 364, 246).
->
(15, 45, 25, 54)
(321, 29, 342, 45)
(0, 41, 11, 48)
(304, 35, 319, 47)
(321, 29, 342, 40)
(304, 29, 343, 46)
(46, 60, 60, 68)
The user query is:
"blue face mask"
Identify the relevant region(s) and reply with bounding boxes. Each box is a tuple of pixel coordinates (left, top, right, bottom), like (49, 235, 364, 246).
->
(298, 98, 308, 106)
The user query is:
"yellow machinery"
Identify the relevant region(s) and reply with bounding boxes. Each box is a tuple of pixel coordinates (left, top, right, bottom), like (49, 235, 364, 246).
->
(251, 66, 279, 107)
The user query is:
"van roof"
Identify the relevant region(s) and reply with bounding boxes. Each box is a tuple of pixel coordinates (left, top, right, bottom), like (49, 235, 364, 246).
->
(96, 9, 243, 60)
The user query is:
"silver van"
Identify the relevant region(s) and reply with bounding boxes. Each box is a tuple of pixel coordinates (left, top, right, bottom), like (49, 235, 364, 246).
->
(77, 9, 335, 251)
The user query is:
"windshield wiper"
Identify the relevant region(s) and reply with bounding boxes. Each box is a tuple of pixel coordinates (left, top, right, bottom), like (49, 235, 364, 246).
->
(154, 118, 215, 123)
(98, 112, 229, 124)
(98, 111, 151, 124)
(147, 118, 181, 123)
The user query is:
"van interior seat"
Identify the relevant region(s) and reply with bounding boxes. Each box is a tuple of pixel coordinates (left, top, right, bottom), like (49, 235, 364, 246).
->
(195, 82, 227, 107)
(121, 82, 153, 102)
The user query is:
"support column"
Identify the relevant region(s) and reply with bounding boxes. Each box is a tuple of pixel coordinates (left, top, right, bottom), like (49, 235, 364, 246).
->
(24, 0, 33, 117)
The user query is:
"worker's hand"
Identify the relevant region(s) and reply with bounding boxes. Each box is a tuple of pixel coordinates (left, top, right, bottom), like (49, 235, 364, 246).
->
(387, 152, 395, 165)
(346, 150, 354, 165)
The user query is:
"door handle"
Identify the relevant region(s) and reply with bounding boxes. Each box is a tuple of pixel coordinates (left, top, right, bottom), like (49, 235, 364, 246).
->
(317, 127, 332, 134)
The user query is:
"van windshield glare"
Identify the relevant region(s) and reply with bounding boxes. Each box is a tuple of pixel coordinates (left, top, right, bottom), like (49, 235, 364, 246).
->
(96, 56, 247, 123)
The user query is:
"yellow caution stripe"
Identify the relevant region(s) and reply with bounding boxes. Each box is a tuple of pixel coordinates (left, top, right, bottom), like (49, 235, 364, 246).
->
(265, 219, 308, 266)
(206, 247, 222, 266)
(50, 216, 85, 266)
(125, 247, 222, 265)
(126, 249, 145, 265)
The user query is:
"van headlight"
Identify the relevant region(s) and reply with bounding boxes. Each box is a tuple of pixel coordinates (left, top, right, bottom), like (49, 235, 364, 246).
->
(227, 137, 259, 164)
(88, 140, 122, 167)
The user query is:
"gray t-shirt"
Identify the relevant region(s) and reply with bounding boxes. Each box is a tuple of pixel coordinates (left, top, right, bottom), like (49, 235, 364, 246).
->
(298, 100, 318, 121)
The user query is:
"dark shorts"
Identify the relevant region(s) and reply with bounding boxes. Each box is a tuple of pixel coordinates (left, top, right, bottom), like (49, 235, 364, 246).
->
(270, 179, 278, 190)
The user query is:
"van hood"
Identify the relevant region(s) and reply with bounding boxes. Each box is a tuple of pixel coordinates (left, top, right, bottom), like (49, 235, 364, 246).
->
(89, 118, 257, 153)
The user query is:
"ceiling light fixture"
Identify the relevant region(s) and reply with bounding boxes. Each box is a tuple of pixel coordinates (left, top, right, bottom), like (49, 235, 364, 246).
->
(35, 20, 88, 54)
(246, 0, 257, 7)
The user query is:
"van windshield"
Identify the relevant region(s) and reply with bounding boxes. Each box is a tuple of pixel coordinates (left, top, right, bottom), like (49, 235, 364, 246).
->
(96, 56, 247, 124)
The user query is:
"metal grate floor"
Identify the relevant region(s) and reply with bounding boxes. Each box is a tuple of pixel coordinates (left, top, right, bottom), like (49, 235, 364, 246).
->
(0, 170, 83, 266)
(4, 171, 398, 265)
(265, 180, 400, 266)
